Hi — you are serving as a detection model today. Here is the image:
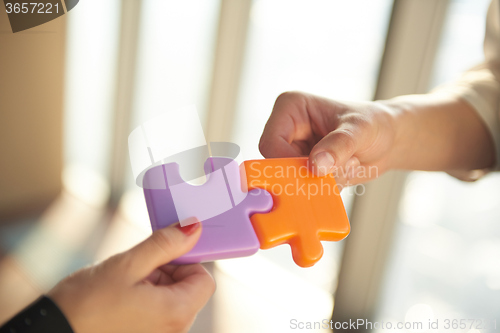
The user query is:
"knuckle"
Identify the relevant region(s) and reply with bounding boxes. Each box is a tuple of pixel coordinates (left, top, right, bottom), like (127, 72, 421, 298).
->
(342, 113, 371, 130)
(334, 129, 356, 155)
(275, 91, 307, 108)
(354, 116, 371, 130)
(276, 91, 299, 102)
(258, 136, 270, 157)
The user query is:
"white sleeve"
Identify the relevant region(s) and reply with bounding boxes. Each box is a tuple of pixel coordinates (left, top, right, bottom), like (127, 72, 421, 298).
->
(432, 0, 500, 170)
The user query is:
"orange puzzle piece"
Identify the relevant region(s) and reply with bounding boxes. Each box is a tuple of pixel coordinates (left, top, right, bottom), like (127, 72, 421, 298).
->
(241, 157, 350, 267)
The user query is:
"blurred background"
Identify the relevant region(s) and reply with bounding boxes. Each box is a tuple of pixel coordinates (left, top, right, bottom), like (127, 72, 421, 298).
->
(1, 0, 499, 332)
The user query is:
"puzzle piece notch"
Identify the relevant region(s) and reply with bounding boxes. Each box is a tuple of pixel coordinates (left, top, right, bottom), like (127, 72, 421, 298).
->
(143, 157, 273, 264)
(166, 157, 249, 221)
(242, 157, 350, 267)
(143, 157, 237, 227)
(134, 141, 242, 190)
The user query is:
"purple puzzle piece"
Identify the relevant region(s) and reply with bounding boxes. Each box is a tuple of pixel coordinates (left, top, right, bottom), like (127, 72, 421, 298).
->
(143, 163, 177, 231)
(143, 157, 273, 264)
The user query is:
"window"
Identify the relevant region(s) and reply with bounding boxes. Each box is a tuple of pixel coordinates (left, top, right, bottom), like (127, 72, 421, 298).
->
(375, 0, 500, 327)
(64, 0, 121, 176)
(130, 0, 221, 129)
(215, 1, 393, 331)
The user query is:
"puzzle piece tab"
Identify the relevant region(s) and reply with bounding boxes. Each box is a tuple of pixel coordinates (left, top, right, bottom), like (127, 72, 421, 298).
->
(242, 157, 350, 267)
(143, 157, 273, 264)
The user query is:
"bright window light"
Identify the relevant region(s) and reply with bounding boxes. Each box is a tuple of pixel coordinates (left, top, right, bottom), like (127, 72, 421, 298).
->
(376, 0, 500, 325)
(63, 0, 121, 176)
(218, 1, 393, 330)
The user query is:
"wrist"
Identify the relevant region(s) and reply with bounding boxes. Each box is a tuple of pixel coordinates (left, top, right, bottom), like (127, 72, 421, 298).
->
(373, 97, 417, 170)
(0, 296, 74, 333)
(47, 280, 83, 333)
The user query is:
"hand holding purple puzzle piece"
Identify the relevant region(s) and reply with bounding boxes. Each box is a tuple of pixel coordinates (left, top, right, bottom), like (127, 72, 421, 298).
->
(143, 157, 273, 264)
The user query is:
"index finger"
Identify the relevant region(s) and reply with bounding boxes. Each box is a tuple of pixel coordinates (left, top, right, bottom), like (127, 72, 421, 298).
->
(259, 92, 311, 158)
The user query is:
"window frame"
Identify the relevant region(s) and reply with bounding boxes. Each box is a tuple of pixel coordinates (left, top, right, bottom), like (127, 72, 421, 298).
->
(333, 0, 451, 323)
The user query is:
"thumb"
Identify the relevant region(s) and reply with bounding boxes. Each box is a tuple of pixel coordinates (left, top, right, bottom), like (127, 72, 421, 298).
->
(122, 217, 201, 281)
(309, 127, 359, 176)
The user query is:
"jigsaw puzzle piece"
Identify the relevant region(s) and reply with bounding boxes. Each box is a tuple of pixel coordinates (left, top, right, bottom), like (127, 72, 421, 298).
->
(242, 157, 350, 267)
(171, 187, 272, 264)
(143, 164, 178, 231)
(143, 157, 273, 264)
(165, 158, 235, 222)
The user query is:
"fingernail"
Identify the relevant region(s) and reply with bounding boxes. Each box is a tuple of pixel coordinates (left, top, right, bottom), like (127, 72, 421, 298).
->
(313, 151, 335, 175)
(176, 217, 200, 236)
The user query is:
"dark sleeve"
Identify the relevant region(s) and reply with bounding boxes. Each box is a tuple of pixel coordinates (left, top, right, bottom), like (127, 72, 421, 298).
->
(0, 296, 74, 333)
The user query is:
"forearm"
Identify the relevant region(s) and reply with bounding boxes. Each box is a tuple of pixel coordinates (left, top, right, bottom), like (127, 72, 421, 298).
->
(380, 93, 496, 172)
